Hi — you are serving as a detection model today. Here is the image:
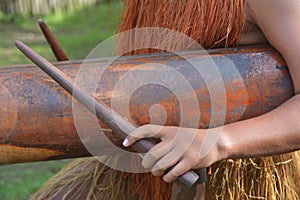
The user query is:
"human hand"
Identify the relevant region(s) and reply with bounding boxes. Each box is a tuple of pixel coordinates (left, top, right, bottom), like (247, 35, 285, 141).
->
(122, 125, 224, 183)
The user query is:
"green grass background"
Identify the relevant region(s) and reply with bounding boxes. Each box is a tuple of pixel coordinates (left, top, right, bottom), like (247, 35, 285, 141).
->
(0, 2, 119, 199)
(0, 1, 120, 65)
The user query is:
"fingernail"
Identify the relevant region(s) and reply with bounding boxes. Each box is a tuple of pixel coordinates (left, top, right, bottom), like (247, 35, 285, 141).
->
(123, 138, 129, 147)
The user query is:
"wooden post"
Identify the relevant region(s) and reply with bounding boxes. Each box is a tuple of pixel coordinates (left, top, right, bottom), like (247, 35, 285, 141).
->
(0, 45, 294, 165)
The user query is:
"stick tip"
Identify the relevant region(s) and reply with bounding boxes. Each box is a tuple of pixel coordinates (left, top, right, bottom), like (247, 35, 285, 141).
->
(15, 40, 28, 53)
(38, 19, 44, 24)
(15, 40, 22, 47)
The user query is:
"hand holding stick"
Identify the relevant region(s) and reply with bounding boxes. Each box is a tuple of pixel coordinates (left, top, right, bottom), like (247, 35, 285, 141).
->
(15, 40, 203, 188)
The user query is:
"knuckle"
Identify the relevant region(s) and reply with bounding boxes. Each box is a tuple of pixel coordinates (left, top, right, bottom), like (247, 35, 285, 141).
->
(154, 169, 164, 176)
(143, 154, 158, 168)
(145, 152, 156, 161)
(142, 160, 149, 168)
(154, 162, 164, 171)
(170, 170, 181, 177)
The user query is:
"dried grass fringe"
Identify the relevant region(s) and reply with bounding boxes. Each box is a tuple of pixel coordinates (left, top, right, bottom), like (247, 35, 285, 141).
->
(207, 152, 300, 200)
(32, 0, 300, 199)
(31, 156, 172, 200)
(31, 153, 300, 200)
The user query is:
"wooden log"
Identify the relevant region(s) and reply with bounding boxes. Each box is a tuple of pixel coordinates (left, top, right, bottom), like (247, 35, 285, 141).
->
(0, 45, 294, 165)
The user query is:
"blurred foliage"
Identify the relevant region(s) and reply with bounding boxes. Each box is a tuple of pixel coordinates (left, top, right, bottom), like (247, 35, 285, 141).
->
(0, 1, 120, 200)
(0, 0, 104, 16)
(0, 1, 121, 65)
(0, 161, 68, 200)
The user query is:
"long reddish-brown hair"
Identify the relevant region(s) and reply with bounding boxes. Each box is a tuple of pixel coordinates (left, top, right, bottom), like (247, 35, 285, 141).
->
(118, 0, 247, 55)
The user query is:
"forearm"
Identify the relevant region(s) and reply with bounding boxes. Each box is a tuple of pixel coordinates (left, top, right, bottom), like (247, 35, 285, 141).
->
(219, 94, 300, 160)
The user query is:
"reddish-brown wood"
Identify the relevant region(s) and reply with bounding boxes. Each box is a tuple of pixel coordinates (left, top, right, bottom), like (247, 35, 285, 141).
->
(0, 45, 294, 165)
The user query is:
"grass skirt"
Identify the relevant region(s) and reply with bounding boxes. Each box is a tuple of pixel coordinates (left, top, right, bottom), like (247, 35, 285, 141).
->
(31, 152, 300, 200)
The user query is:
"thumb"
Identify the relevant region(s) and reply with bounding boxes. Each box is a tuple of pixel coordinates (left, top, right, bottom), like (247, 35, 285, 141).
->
(122, 125, 163, 147)
(122, 135, 138, 147)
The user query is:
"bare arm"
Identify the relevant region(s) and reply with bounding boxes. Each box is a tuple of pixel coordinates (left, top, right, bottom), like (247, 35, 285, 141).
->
(223, 0, 300, 158)
(123, 0, 300, 183)
(248, 0, 300, 93)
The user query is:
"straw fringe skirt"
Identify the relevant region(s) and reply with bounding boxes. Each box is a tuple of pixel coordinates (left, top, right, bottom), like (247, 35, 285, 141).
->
(31, 152, 300, 200)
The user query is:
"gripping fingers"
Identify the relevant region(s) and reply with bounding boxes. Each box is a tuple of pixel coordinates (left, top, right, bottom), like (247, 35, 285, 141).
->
(151, 149, 183, 178)
(143, 140, 174, 169)
(152, 169, 164, 176)
(163, 158, 192, 183)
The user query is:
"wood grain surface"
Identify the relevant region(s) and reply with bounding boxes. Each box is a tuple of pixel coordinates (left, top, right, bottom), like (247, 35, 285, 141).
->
(0, 45, 294, 165)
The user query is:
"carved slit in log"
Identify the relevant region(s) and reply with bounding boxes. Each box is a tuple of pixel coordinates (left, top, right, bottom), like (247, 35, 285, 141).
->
(0, 45, 294, 165)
